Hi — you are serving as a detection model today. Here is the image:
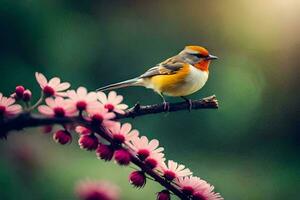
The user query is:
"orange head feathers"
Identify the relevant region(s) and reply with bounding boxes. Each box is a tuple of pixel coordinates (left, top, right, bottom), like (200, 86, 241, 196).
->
(182, 45, 218, 72)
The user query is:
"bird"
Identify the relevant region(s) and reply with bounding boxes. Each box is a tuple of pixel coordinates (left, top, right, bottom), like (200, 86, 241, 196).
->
(96, 45, 218, 110)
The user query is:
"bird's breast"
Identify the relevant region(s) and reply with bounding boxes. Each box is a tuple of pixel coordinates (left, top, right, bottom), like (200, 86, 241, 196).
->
(146, 65, 208, 96)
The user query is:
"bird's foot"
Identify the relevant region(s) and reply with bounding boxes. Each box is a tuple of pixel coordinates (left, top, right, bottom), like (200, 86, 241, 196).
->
(181, 96, 193, 112)
(163, 101, 170, 112)
(187, 99, 192, 112)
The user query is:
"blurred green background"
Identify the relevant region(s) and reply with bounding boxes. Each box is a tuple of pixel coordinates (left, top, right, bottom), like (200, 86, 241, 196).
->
(0, 0, 299, 199)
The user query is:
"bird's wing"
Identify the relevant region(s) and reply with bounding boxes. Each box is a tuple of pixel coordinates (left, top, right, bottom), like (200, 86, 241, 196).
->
(139, 57, 185, 79)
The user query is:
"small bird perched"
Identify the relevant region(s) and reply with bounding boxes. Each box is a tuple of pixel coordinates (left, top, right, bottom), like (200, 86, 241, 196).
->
(97, 45, 218, 109)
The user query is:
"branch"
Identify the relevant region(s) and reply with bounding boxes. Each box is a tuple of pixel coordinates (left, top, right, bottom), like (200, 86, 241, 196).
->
(0, 95, 218, 137)
(116, 95, 218, 119)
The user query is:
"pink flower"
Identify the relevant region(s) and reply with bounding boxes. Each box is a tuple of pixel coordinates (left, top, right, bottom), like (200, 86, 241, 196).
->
(157, 190, 171, 200)
(176, 176, 201, 195)
(97, 91, 128, 114)
(87, 102, 116, 127)
(53, 130, 72, 145)
(129, 171, 146, 188)
(75, 180, 120, 200)
(175, 176, 206, 196)
(78, 134, 99, 151)
(75, 126, 92, 135)
(192, 180, 223, 200)
(130, 136, 164, 161)
(15, 85, 25, 99)
(35, 72, 70, 97)
(145, 153, 165, 170)
(158, 160, 192, 181)
(66, 87, 98, 112)
(114, 149, 131, 166)
(0, 93, 22, 117)
(38, 97, 76, 117)
(108, 122, 139, 144)
(22, 89, 32, 102)
(96, 144, 114, 161)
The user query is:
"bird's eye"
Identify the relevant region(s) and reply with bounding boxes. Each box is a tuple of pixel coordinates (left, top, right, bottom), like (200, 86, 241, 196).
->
(192, 53, 206, 59)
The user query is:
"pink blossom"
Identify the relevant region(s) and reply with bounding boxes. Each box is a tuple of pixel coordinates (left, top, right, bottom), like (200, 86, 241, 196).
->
(129, 171, 146, 188)
(66, 87, 98, 112)
(75, 180, 120, 200)
(15, 85, 25, 99)
(78, 134, 99, 151)
(145, 152, 165, 170)
(114, 149, 131, 166)
(96, 144, 114, 161)
(53, 130, 72, 145)
(35, 72, 70, 97)
(158, 160, 192, 181)
(22, 89, 32, 102)
(108, 122, 139, 144)
(75, 126, 92, 135)
(175, 176, 203, 195)
(176, 176, 218, 197)
(38, 97, 76, 117)
(130, 136, 164, 161)
(192, 179, 224, 200)
(157, 190, 170, 200)
(97, 91, 128, 114)
(86, 102, 116, 127)
(0, 93, 22, 117)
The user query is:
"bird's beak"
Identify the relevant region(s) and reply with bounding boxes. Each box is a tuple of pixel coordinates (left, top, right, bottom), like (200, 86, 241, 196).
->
(206, 54, 218, 60)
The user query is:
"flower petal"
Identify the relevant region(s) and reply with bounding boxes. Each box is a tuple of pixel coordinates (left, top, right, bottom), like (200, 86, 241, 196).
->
(35, 72, 48, 87)
(48, 77, 61, 87)
(38, 105, 53, 115)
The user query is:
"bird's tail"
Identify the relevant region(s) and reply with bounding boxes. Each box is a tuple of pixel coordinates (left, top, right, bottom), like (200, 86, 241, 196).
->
(96, 78, 142, 92)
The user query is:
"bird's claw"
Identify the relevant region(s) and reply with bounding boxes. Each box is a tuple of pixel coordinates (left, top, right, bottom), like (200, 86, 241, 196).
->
(163, 101, 170, 112)
(187, 99, 192, 112)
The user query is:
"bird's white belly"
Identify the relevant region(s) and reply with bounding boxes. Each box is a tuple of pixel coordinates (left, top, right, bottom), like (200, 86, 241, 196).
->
(164, 65, 209, 96)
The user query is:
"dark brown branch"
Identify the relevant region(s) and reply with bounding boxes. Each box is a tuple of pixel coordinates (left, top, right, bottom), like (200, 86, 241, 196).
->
(0, 95, 218, 137)
(116, 95, 218, 119)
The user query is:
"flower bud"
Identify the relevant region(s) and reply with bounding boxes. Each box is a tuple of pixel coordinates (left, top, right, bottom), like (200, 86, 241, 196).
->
(42, 125, 53, 134)
(22, 89, 32, 102)
(157, 190, 171, 200)
(15, 85, 25, 99)
(78, 134, 99, 151)
(53, 130, 72, 145)
(96, 144, 114, 161)
(129, 171, 146, 188)
(114, 149, 131, 166)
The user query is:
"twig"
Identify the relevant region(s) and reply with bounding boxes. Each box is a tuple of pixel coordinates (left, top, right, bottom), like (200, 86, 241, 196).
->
(116, 95, 218, 119)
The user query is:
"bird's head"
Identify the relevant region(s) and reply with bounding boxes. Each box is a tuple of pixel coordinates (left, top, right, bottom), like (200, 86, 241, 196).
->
(180, 45, 218, 72)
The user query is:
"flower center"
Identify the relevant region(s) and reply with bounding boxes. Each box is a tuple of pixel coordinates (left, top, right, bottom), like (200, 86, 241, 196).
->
(137, 149, 150, 161)
(54, 107, 65, 117)
(113, 133, 125, 144)
(145, 158, 157, 169)
(104, 104, 114, 112)
(76, 101, 87, 111)
(193, 192, 206, 200)
(91, 114, 104, 125)
(43, 85, 55, 97)
(164, 170, 176, 181)
(182, 186, 194, 196)
(0, 105, 6, 115)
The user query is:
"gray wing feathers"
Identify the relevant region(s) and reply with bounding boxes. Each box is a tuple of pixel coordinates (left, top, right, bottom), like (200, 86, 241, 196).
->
(139, 61, 184, 79)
